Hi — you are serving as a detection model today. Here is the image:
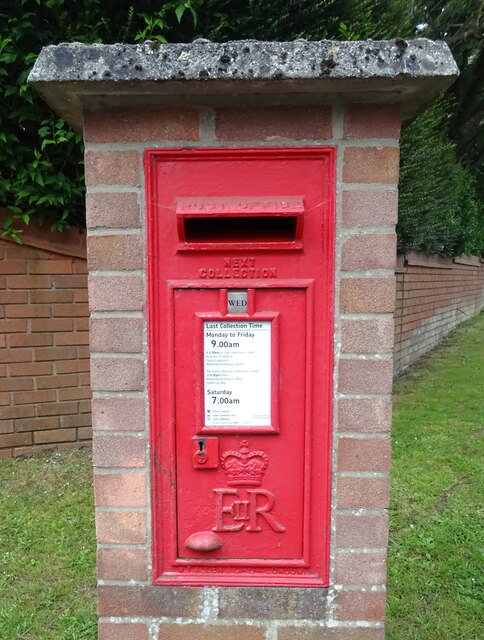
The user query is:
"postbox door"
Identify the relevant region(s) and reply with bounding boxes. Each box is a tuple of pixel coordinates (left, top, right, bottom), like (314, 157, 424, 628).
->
(170, 284, 317, 575)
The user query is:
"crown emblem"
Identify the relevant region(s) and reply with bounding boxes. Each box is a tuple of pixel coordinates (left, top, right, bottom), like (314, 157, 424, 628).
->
(221, 440, 269, 486)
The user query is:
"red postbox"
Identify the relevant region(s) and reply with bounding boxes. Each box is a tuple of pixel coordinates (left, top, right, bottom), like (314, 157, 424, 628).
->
(146, 147, 335, 587)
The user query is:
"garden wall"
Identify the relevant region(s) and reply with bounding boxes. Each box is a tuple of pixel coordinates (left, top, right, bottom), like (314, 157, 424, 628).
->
(394, 252, 484, 373)
(2, 211, 482, 458)
(0, 209, 91, 458)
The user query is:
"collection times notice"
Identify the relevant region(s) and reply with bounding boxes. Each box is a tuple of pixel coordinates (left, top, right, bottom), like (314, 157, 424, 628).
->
(204, 320, 271, 427)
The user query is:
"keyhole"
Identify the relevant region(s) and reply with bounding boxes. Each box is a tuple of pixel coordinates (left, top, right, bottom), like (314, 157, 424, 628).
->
(198, 439, 205, 453)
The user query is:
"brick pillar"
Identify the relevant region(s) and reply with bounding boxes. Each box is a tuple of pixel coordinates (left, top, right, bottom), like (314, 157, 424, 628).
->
(29, 39, 458, 640)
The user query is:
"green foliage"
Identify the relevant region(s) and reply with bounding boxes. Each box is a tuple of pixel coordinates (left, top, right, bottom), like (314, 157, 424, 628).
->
(0, 0, 482, 255)
(398, 98, 482, 256)
(0, 0, 202, 236)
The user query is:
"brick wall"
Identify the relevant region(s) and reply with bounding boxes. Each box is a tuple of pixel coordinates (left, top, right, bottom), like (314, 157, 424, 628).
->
(0, 213, 91, 458)
(394, 253, 484, 373)
(83, 102, 398, 639)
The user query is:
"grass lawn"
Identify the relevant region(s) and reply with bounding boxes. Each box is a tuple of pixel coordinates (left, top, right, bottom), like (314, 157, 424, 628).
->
(387, 312, 484, 639)
(0, 449, 96, 639)
(0, 313, 482, 639)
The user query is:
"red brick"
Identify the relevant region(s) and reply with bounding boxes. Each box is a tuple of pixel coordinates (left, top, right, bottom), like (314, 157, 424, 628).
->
(6, 304, 51, 318)
(161, 624, 268, 640)
(90, 317, 143, 353)
(338, 438, 391, 472)
(86, 192, 141, 229)
(338, 359, 393, 395)
(91, 397, 145, 431)
(84, 106, 200, 142)
(0, 449, 13, 459)
(0, 290, 28, 304)
(334, 589, 386, 621)
(34, 346, 77, 361)
(56, 360, 90, 374)
(37, 374, 78, 389)
(77, 345, 90, 359)
(0, 419, 14, 434)
(0, 377, 33, 392)
(79, 398, 91, 413)
(0, 348, 31, 364)
(338, 398, 392, 433)
(7, 274, 52, 288)
(341, 318, 394, 355)
(34, 428, 77, 444)
(29, 259, 74, 274)
(61, 413, 92, 428)
(336, 477, 390, 509)
(36, 401, 78, 417)
(8, 333, 53, 348)
(95, 472, 146, 507)
(58, 387, 92, 401)
(336, 514, 389, 548)
(278, 628, 385, 640)
(78, 426, 92, 440)
(0, 319, 28, 333)
(343, 189, 398, 228)
(84, 150, 141, 186)
(73, 289, 88, 303)
(54, 332, 89, 347)
(0, 260, 28, 274)
(88, 274, 144, 311)
(90, 357, 144, 392)
(73, 259, 87, 274)
(97, 584, 202, 617)
(97, 547, 148, 581)
(340, 278, 395, 313)
(341, 234, 396, 271)
(98, 622, 148, 640)
(15, 416, 59, 432)
(52, 274, 87, 289)
(87, 234, 143, 271)
(52, 303, 89, 317)
(343, 147, 400, 184)
(216, 106, 332, 140)
(1, 405, 36, 420)
(96, 510, 146, 544)
(75, 317, 89, 331)
(3, 243, 34, 259)
(14, 389, 56, 405)
(344, 104, 401, 139)
(0, 432, 33, 449)
(31, 318, 73, 332)
(93, 435, 145, 468)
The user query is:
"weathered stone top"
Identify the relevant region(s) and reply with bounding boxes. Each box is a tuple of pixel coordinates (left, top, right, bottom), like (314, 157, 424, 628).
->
(29, 39, 458, 128)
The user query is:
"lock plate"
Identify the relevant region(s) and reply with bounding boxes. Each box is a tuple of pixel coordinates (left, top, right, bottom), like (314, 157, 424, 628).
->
(192, 436, 219, 469)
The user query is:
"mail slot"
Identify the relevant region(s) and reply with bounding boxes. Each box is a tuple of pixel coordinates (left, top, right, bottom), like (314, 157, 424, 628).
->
(146, 147, 335, 587)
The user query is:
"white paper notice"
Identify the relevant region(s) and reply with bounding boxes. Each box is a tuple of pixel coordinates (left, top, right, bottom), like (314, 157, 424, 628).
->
(204, 321, 271, 427)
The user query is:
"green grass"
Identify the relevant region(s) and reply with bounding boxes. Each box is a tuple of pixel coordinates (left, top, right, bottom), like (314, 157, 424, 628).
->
(387, 312, 484, 640)
(0, 449, 96, 640)
(0, 314, 482, 639)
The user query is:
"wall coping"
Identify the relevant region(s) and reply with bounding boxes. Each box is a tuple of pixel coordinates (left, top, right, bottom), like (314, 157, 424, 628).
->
(0, 207, 86, 259)
(397, 251, 482, 271)
(28, 38, 458, 130)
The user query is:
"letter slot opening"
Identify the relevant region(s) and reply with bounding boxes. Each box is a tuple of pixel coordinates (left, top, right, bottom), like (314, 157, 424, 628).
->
(185, 215, 297, 243)
(176, 196, 304, 250)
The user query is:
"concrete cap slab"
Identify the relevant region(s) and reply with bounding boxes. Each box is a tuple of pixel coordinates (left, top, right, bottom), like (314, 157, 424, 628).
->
(28, 39, 458, 129)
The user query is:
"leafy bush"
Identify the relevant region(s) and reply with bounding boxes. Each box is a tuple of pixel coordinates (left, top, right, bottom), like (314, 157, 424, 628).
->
(398, 99, 482, 256)
(0, 0, 482, 255)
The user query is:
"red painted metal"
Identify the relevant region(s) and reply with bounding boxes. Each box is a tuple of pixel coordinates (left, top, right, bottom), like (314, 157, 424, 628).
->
(146, 147, 335, 587)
